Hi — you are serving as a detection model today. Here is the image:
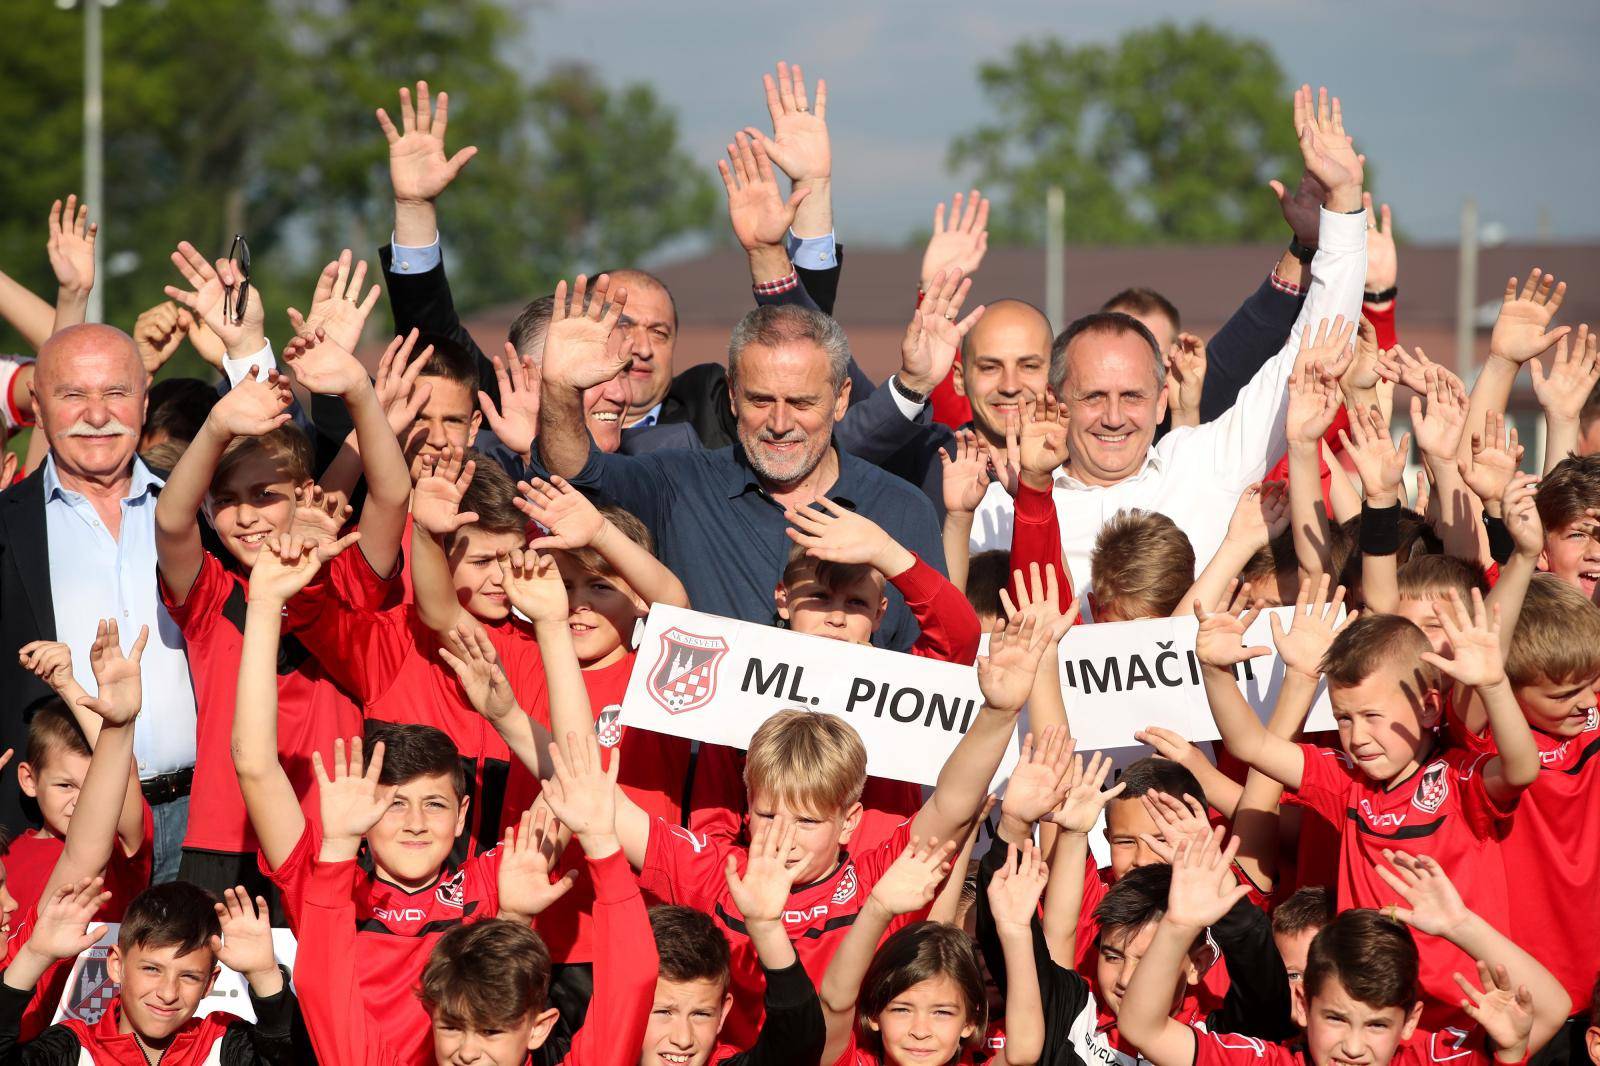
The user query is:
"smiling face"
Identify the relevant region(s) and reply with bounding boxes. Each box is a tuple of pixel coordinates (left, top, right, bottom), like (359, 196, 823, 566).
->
(554, 552, 642, 668)
(776, 563, 887, 645)
(446, 527, 526, 622)
(746, 791, 860, 885)
(731, 342, 848, 490)
(1329, 661, 1438, 783)
(1302, 977, 1421, 1066)
(366, 772, 470, 889)
(35, 325, 147, 484)
(613, 276, 678, 420)
(107, 942, 218, 1044)
(1060, 328, 1167, 487)
(867, 973, 978, 1066)
(583, 371, 630, 454)
(1541, 518, 1600, 602)
(1513, 672, 1600, 737)
(18, 747, 91, 838)
(640, 976, 732, 1066)
(954, 301, 1054, 446)
(204, 451, 298, 568)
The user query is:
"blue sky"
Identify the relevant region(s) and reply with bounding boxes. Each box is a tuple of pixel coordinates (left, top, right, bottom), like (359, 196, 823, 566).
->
(519, 0, 1600, 246)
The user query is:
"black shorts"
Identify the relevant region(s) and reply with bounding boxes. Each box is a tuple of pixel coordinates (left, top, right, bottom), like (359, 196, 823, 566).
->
(175, 847, 286, 926)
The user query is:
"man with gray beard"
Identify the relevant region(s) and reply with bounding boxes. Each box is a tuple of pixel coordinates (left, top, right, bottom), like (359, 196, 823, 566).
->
(535, 287, 944, 651)
(0, 323, 198, 879)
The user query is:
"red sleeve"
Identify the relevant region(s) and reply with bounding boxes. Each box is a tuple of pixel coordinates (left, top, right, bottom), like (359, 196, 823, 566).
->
(640, 817, 735, 908)
(1071, 854, 1109, 975)
(561, 851, 659, 1066)
(1448, 750, 1518, 838)
(290, 600, 417, 704)
(1263, 405, 1351, 515)
(919, 287, 973, 430)
(1362, 299, 1398, 351)
(464, 845, 504, 921)
(1007, 480, 1073, 612)
(1289, 744, 1355, 828)
(295, 856, 402, 1066)
(894, 556, 981, 664)
(1194, 1031, 1302, 1066)
(160, 552, 234, 642)
(262, 820, 322, 930)
(687, 744, 746, 846)
(285, 543, 399, 630)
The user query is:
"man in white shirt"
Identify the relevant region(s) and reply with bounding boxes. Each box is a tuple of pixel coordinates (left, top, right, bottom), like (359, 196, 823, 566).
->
(970, 85, 1369, 594)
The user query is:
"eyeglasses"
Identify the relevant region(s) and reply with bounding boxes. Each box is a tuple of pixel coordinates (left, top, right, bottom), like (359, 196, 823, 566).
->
(224, 234, 251, 325)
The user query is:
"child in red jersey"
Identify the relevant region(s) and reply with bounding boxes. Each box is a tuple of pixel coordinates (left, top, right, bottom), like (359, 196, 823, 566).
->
(1117, 839, 1571, 1066)
(294, 726, 657, 1066)
(634, 818, 824, 1066)
(1270, 887, 1334, 990)
(153, 250, 414, 894)
(0, 876, 306, 1063)
(232, 532, 565, 1064)
(12, 641, 149, 922)
(1197, 586, 1540, 1030)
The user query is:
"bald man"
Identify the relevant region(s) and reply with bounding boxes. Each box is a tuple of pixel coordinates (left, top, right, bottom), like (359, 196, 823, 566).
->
(0, 323, 198, 877)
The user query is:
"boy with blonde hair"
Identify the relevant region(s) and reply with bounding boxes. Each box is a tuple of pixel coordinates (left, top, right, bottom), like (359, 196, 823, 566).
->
(1090, 510, 1196, 621)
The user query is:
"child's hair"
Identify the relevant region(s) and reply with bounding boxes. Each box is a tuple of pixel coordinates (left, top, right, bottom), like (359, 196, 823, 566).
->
(140, 439, 190, 474)
(210, 425, 313, 497)
(1271, 885, 1335, 937)
(1589, 970, 1600, 1028)
(420, 919, 552, 1031)
(1303, 909, 1418, 1010)
(24, 702, 92, 772)
(1396, 554, 1488, 602)
(1090, 509, 1195, 619)
(744, 709, 867, 815)
(145, 377, 219, 445)
(118, 881, 222, 957)
(859, 922, 987, 1055)
(1505, 573, 1600, 687)
(1094, 864, 1172, 944)
(1537, 454, 1600, 532)
(650, 905, 731, 989)
(1318, 614, 1439, 689)
(414, 333, 480, 392)
(562, 503, 655, 580)
(1115, 756, 1207, 810)
(780, 544, 882, 603)
(1101, 287, 1181, 333)
(451, 456, 525, 545)
(363, 720, 468, 798)
(963, 551, 1011, 624)
(1337, 510, 1442, 590)
(1240, 524, 1353, 600)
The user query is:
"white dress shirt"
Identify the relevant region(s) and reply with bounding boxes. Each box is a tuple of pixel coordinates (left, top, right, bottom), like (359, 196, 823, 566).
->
(970, 206, 1368, 593)
(43, 455, 198, 777)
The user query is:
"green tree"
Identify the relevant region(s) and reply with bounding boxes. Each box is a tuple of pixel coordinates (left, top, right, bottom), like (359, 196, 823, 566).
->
(950, 22, 1307, 244)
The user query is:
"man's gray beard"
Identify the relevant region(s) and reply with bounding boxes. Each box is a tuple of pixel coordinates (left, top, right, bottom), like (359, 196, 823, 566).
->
(740, 430, 829, 488)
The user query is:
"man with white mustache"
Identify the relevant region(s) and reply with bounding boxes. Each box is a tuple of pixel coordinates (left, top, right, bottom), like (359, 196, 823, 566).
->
(0, 323, 200, 880)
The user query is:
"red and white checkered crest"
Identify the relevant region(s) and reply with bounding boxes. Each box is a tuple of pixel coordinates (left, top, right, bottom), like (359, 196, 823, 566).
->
(648, 628, 729, 715)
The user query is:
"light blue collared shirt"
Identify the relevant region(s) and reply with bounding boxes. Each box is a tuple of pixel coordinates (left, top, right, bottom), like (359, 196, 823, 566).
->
(43, 456, 197, 777)
(389, 228, 840, 276)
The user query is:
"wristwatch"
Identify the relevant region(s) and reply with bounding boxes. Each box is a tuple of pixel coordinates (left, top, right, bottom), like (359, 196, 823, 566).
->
(1287, 237, 1317, 265)
(1363, 286, 1398, 303)
(891, 375, 929, 405)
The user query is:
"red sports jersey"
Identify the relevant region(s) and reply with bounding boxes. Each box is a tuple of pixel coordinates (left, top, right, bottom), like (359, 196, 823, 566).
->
(2, 904, 78, 1041)
(1192, 1029, 1504, 1066)
(3, 804, 152, 923)
(267, 819, 502, 1063)
(295, 849, 656, 1066)
(503, 650, 693, 963)
(1291, 744, 1515, 1030)
(642, 816, 921, 1050)
(56, 1005, 252, 1065)
(164, 550, 365, 853)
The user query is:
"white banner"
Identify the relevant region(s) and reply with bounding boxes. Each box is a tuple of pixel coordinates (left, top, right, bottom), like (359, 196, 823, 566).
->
(621, 605, 1022, 790)
(1053, 607, 1332, 751)
(53, 926, 298, 1026)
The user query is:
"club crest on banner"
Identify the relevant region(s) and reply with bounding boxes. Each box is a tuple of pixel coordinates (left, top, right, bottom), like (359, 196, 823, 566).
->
(648, 628, 729, 714)
(63, 947, 116, 1024)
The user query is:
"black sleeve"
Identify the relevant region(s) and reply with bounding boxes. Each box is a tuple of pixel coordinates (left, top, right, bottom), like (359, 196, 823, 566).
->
(0, 982, 81, 1065)
(1198, 274, 1307, 425)
(719, 960, 825, 1066)
(1205, 892, 1296, 1041)
(378, 244, 499, 410)
(219, 969, 312, 1065)
(795, 243, 842, 315)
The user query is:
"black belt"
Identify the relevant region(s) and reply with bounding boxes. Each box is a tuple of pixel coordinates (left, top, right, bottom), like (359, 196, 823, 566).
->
(140, 767, 193, 805)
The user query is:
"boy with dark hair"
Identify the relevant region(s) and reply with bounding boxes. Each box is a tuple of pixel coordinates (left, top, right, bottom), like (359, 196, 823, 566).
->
(1271, 886, 1335, 987)
(0, 877, 306, 1063)
(292, 725, 658, 1066)
(1118, 839, 1571, 1066)
(1534, 454, 1600, 602)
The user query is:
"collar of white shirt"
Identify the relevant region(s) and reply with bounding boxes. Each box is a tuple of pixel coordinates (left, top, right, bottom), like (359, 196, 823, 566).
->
(1053, 449, 1165, 491)
(43, 453, 165, 505)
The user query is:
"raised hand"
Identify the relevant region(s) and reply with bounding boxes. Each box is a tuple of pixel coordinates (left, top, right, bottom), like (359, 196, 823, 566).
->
(999, 726, 1077, 827)
(1342, 318, 1384, 398)
(1267, 171, 1327, 251)
(1286, 363, 1340, 445)
(1162, 829, 1252, 930)
(1337, 403, 1409, 504)
(1363, 193, 1398, 296)
(516, 476, 605, 550)
(784, 497, 908, 575)
(286, 250, 381, 370)
(77, 619, 148, 726)
(1296, 315, 1358, 380)
(183, 311, 228, 370)
(411, 447, 479, 537)
(998, 562, 1080, 640)
(542, 730, 620, 843)
(1530, 324, 1599, 426)
(1043, 751, 1125, 835)
(497, 806, 579, 922)
(1454, 960, 1535, 1059)
(1192, 584, 1269, 669)
(1418, 589, 1506, 689)
(987, 841, 1049, 929)
(1166, 333, 1207, 426)
(1269, 574, 1355, 680)
(976, 614, 1052, 714)
(1224, 481, 1289, 551)
(1374, 342, 1434, 396)
(249, 530, 358, 604)
(47, 195, 97, 295)
(1375, 850, 1472, 939)
(498, 547, 569, 625)
(209, 888, 279, 980)
(939, 429, 993, 515)
(1293, 85, 1363, 209)
(1137, 791, 1214, 864)
(725, 814, 805, 924)
(867, 836, 958, 917)
(1490, 269, 1569, 367)
(920, 191, 990, 291)
(439, 622, 520, 723)
(133, 301, 185, 377)
(209, 367, 294, 439)
(1015, 392, 1070, 488)
(377, 81, 478, 206)
(720, 133, 810, 252)
(479, 342, 541, 457)
(290, 481, 354, 559)
(374, 330, 436, 437)
(900, 269, 985, 397)
(540, 275, 630, 391)
(165, 241, 263, 353)
(1410, 363, 1470, 461)
(314, 736, 397, 845)
(1134, 726, 1214, 780)
(745, 62, 829, 183)
(1501, 473, 1544, 558)
(18, 641, 78, 696)
(25, 878, 111, 963)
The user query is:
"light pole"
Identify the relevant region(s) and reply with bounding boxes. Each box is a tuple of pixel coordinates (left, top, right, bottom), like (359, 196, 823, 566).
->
(58, 0, 112, 323)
